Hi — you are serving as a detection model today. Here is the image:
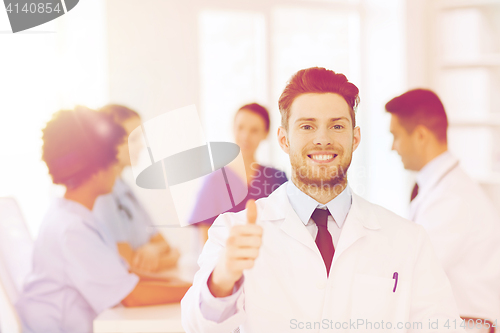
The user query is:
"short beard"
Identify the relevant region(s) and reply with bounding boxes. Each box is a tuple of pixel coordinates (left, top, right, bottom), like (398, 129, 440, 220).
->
(291, 151, 352, 198)
(295, 163, 349, 186)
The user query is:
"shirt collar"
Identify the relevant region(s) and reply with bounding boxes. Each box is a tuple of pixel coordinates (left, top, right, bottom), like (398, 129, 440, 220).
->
(113, 177, 127, 193)
(286, 180, 352, 228)
(55, 197, 96, 225)
(416, 151, 457, 191)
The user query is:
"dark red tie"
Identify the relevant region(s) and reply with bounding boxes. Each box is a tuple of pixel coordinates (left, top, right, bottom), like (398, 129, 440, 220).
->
(312, 208, 334, 276)
(410, 183, 419, 202)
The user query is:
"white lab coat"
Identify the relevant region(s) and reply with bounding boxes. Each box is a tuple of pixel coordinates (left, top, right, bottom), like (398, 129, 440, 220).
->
(181, 183, 465, 333)
(410, 155, 500, 322)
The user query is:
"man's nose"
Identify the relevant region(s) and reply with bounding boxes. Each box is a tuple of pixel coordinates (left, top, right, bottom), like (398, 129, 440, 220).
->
(312, 128, 332, 146)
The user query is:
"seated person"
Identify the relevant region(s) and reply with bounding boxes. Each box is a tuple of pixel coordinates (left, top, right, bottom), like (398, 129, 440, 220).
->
(190, 103, 288, 244)
(94, 104, 179, 273)
(16, 107, 191, 333)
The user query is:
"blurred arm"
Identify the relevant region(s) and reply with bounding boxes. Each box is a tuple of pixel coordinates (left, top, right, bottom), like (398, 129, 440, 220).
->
(122, 279, 192, 307)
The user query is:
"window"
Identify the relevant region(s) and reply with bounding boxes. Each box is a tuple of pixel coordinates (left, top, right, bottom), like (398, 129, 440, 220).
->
(433, 1, 500, 183)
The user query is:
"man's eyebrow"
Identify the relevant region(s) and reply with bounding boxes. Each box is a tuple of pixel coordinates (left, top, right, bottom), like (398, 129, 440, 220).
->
(294, 117, 316, 123)
(329, 117, 350, 122)
(294, 117, 350, 123)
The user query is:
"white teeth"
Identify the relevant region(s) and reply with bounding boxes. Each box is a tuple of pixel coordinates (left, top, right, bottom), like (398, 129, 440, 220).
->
(311, 154, 334, 161)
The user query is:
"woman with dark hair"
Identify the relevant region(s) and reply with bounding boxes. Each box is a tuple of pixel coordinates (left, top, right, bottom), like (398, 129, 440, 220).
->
(191, 103, 288, 244)
(16, 107, 190, 333)
(94, 104, 179, 273)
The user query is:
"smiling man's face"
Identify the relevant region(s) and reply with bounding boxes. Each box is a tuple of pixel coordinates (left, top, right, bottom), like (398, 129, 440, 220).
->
(278, 93, 360, 189)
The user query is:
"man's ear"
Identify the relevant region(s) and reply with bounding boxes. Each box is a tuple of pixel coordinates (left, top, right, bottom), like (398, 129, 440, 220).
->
(413, 125, 429, 144)
(277, 126, 290, 154)
(352, 126, 361, 152)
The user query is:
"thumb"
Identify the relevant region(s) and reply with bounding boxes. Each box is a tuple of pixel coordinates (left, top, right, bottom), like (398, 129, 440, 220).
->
(246, 199, 257, 224)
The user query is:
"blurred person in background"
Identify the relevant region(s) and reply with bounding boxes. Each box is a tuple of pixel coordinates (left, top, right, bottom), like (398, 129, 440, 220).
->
(93, 104, 179, 273)
(386, 89, 500, 323)
(189, 103, 287, 244)
(16, 107, 191, 333)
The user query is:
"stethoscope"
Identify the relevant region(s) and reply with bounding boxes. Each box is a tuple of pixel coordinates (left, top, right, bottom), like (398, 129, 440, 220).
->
(114, 181, 141, 221)
(115, 196, 133, 220)
(423, 160, 460, 194)
(411, 160, 460, 216)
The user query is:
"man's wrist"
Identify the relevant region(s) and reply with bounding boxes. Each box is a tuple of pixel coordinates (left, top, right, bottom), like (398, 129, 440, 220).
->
(208, 268, 239, 297)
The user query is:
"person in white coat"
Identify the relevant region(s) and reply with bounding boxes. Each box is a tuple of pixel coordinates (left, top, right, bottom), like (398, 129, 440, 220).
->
(386, 89, 500, 324)
(181, 67, 466, 333)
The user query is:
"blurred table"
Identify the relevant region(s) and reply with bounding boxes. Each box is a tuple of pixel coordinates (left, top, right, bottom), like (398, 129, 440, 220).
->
(93, 260, 197, 333)
(93, 303, 184, 333)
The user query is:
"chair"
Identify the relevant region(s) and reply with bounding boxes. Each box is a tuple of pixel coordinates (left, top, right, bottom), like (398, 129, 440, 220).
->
(0, 197, 35, 333)
(461, 317, 496, 333)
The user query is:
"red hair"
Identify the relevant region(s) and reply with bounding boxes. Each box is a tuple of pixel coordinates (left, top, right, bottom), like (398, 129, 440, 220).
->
(278, 67, 359, 129)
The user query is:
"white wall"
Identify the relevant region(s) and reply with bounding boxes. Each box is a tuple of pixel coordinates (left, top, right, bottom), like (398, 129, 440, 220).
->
(354, 0, 408, 216)
(0, 0, 109, 237)
(105, 0, 202, 256)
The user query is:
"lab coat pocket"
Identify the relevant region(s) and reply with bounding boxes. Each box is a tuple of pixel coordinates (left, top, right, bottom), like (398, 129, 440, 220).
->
(351, 273, 409, 323)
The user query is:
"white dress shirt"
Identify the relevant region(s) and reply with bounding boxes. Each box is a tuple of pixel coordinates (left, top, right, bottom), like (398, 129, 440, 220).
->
(286, 181, 351, 247)
(413, 151, 458, 202)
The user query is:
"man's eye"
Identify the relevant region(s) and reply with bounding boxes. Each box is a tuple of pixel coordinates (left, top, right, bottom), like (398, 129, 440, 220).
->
(333, 125, 344, 130)
(301, 125, 313, 130)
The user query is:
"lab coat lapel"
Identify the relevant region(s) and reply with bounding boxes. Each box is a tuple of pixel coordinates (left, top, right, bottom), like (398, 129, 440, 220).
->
(281, 201, 319, 254)
(261, 184, 382, 264)
(409, 181, 431, 221)
(260, 184, 320, 254)
(409, 194, 423, 221)
(409, 155, 459, 221)
(333, 193, 381, 263)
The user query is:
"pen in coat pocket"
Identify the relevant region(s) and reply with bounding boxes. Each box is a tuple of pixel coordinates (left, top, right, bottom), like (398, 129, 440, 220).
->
(393, 272, 398, 292)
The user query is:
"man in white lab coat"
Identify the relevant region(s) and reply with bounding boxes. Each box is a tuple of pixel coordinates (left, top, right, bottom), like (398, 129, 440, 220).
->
(181, 68, 465, 333)
(386, 89, 500, 324)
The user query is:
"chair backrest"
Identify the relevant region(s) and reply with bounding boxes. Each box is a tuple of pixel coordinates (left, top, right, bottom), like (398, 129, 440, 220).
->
(461, 317, 496, 333)
(0, 197, 34, 333)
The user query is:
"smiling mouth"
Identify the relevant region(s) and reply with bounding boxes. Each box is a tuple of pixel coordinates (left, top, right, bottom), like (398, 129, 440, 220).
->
(307, 153, 338, 163)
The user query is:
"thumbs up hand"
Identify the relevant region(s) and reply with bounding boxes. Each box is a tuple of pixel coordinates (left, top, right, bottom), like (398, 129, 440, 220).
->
(208, 200, 263, 297)
(246, 199, 257, 224)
